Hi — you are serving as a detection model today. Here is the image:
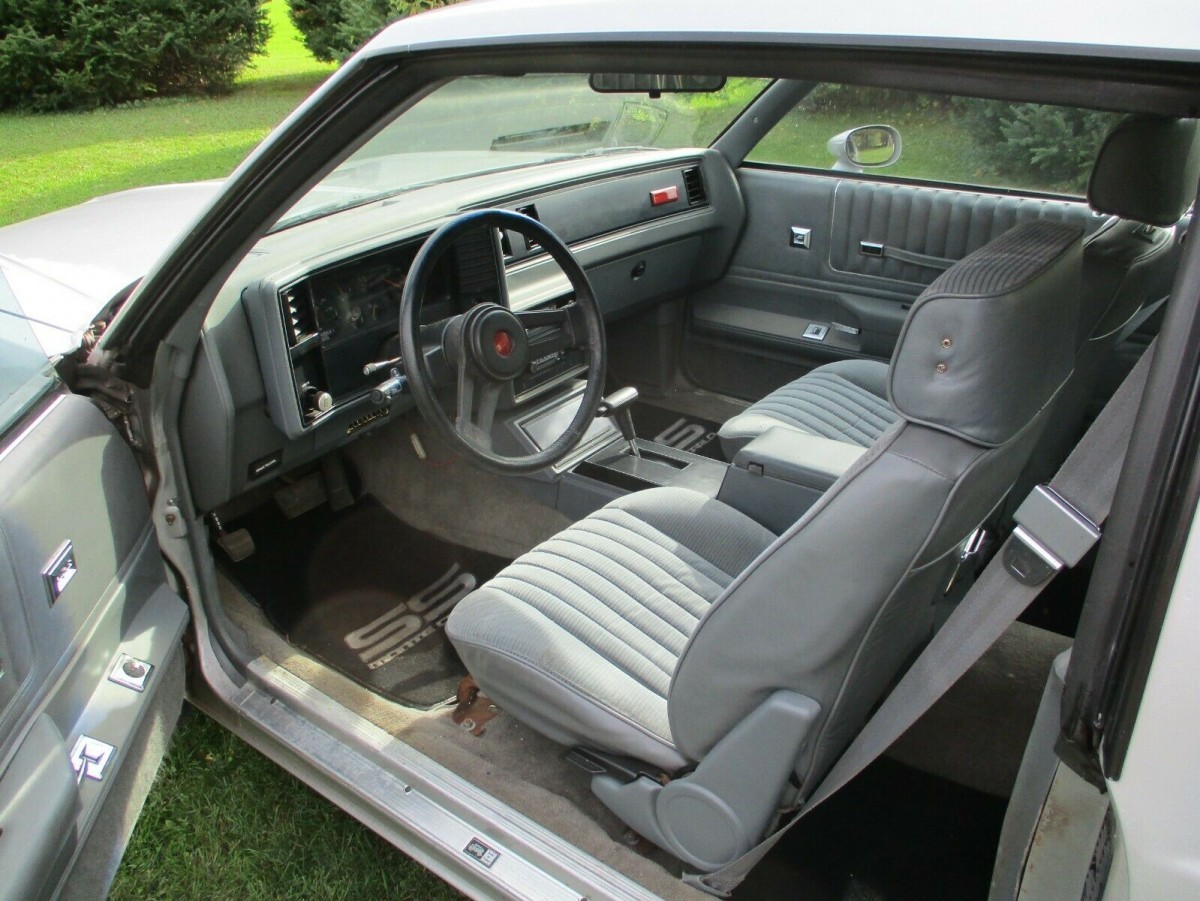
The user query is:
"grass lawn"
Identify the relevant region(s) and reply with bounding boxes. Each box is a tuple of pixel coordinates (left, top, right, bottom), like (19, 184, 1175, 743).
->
(0, 0, 335, 227)
(110, 711, 461, 901)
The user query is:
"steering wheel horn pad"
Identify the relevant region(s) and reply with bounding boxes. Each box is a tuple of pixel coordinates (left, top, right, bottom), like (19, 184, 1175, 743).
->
(464, 304, 529, 380)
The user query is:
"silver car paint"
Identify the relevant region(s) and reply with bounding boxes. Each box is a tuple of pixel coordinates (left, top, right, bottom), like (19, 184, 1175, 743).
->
(0, 181, 222, 354)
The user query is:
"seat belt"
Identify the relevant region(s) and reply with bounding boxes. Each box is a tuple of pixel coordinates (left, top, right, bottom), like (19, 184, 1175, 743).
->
(1112, 293, 1168, 346)
(690, 342, 1157, 897)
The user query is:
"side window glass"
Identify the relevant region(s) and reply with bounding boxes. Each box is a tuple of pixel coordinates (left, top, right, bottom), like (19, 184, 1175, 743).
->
(0, 271, 57, 434)
(746, 84, 1122, 196)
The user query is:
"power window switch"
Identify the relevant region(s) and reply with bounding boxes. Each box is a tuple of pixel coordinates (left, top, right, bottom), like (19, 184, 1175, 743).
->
(803, 323, 829, 341)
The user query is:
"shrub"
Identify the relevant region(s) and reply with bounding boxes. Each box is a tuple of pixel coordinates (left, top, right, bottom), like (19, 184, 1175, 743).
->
(288, 0, 452, 64)
(0, 0, 269, 112)
(956, 99, 1119, 194)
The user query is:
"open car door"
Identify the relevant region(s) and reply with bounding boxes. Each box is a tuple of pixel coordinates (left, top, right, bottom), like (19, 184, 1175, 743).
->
(0, 272, 188, 900)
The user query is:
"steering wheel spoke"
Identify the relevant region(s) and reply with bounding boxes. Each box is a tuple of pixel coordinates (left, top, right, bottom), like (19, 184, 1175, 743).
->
(454, 359, 503, 451)
(418, 317, 458, 388)
(517, 302, 589, 359)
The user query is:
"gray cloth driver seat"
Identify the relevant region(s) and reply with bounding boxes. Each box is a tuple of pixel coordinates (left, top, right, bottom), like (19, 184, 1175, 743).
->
(446, 220, 1084, 870)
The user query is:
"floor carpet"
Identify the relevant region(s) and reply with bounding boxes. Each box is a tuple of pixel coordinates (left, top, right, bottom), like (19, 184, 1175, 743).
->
(222, 495, 509, 708)
(740, 758, 1008, 900)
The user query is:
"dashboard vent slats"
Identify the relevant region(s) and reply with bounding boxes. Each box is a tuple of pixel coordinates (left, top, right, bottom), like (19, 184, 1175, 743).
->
(682, 166, 707, 206)
(281, 287, 316, 346)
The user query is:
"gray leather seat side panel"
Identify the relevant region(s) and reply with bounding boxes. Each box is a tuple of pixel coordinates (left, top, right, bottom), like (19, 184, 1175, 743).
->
(446, 487, 775, 771)
(718, 358, 896, 455)
(670, 421, 976, 761)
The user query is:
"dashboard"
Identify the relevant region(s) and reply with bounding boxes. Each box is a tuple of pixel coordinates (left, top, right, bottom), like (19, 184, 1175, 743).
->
(249, 227, 498, 431)
(180, 148, 746, 513)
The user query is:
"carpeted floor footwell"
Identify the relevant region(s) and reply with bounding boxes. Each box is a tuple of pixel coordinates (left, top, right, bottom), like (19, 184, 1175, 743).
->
(222, 495, 509, 707)
(740, 758, 1008, 900)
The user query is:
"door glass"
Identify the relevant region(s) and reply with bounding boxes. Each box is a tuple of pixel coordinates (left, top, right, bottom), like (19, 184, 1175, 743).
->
(747, 83, 1122, 196)
(0, 271, 57, 434)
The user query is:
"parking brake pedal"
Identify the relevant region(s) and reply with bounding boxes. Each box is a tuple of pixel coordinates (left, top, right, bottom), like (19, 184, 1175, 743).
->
(209, 512, 255, 562)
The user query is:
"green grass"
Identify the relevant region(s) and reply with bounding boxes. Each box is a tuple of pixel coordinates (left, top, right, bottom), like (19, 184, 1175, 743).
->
(110, 710, 461, 901)
(0, 0, 335, 227)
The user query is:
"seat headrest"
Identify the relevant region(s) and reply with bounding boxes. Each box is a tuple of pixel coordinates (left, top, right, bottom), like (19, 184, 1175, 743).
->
(1088, 115, 1200, 226)
(888, 221, 1083, 447)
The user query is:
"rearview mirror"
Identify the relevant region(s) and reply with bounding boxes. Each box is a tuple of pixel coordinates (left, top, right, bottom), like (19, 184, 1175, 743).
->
(827, 125, 902, 172)
(589, 74, 726, 95)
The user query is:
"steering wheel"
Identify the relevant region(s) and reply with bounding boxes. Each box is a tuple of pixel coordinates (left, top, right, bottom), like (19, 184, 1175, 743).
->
(399, 209, 607, 475)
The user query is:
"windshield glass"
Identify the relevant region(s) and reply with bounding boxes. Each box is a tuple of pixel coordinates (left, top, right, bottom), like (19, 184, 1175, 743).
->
(276, 73, 770, 229)
(0, 271, 57, 433)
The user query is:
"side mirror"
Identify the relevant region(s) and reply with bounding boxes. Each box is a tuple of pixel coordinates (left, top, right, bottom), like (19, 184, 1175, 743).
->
(826, 125, 902, 172)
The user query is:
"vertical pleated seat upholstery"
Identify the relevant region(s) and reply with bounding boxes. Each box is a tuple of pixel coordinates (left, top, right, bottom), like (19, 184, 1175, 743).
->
(446, 485, 776, 771)
(718, 359, 898, 457)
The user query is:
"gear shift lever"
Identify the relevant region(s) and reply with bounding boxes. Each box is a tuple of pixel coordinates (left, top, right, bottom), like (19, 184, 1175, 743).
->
(596, 386, 641, 458)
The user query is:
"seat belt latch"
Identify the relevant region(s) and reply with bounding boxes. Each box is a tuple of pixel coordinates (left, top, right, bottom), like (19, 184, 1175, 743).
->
(1005, 485, 1102, 586)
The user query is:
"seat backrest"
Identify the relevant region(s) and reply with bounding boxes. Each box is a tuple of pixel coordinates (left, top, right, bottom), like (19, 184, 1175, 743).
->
(1015, 115, 1199, 493)
(668, 221, 1083, 791)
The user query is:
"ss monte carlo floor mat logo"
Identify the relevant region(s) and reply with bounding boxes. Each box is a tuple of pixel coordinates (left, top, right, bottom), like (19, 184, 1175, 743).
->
(230, 495, 509, 707)
(343, 564, 476, 670)
(628, 402, 725, 461)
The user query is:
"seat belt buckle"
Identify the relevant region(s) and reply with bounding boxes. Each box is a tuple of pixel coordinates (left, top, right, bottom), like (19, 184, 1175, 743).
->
(1004, 485, 1102, 586)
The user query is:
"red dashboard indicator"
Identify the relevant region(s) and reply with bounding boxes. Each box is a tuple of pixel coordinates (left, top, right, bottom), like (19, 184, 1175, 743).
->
(649, 186, 679, 206)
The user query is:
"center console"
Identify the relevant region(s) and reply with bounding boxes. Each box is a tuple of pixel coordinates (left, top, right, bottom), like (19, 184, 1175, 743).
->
(522, 386, 730, 519)
(547, 413, 866, 531)
(716, 427, 866, 533)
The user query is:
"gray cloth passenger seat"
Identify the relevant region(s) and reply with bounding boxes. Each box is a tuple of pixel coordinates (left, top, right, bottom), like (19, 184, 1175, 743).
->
(718, 114, 1200, 461)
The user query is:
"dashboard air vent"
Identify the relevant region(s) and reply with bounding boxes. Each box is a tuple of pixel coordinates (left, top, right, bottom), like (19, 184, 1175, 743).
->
(682, 166, 707, 206)
(281, 287, 316, 347)
(516, 204, 541, 250)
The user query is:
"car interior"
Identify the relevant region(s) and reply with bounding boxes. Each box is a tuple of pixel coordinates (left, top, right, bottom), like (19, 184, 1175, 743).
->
(175, 72, 1200, 897)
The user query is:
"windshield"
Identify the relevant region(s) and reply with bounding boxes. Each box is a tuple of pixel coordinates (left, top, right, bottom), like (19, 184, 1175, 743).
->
(0, 271, 57, 434)
(276, 74, 770, 229)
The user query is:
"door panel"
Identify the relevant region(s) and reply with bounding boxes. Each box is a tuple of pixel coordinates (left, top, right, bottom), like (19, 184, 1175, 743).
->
(684, 168, 1101, 399)
(0, 391, 187, 900)
(0, 716, 78, 901)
